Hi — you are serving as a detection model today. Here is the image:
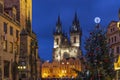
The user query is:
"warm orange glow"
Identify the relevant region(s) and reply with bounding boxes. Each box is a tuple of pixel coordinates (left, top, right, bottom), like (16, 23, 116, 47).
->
(42, 58, 81, 78)
(42, 73, 48, 78)
(114, 55, 120, 70)
(117, 22, 120, 30)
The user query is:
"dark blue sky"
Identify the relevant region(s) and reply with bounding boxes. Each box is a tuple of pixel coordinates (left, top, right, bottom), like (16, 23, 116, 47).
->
(32, 0, 120, 61)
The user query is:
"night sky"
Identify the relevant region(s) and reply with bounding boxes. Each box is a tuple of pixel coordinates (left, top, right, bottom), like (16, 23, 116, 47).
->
(32, 0, 120, 61)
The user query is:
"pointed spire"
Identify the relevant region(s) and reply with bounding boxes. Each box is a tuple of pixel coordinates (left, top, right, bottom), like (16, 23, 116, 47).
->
(71, 12, 80, 32)
(55, 15, 62, 34)
(56, 15, 61, 26)
(119, 8, 120, 21)
(74, 12, 78, 22)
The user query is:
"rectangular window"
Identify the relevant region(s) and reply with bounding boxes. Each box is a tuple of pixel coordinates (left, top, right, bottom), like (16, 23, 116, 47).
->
(117, 47, 119, 53)
(3, 40, 7, 51)
(9, 42, 13, 53)
(112, 37, 113, 43)
(3, 22, 7, 33)
(16, 30, 19, 38)
(4, 61, 10, 78)
(109, 39, 110, 43)
(114, 36, 116, 42)
(10, 26, 13, 35)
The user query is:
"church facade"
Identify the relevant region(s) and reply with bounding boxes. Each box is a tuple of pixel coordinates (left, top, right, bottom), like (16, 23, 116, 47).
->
(42, 14, 82, 79)
(53, 13, 82, 61)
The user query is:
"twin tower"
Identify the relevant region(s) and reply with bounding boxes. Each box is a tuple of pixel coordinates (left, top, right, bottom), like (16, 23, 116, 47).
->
(53, 13, 82, 61)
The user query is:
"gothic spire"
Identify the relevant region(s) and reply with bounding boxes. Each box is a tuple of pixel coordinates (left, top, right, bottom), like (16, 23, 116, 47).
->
(56, 15, 61, 26)
(71, 12, 80, 32)
(73, 12, 79, 26)
(55, 15, 62, 34)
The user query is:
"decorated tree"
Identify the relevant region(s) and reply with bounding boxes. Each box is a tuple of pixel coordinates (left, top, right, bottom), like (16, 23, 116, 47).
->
(84, 24, 115, 80)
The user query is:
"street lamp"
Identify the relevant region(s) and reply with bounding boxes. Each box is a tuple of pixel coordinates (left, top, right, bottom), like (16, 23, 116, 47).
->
(114, 55, 120, 80)
(18, 61, 27, 80)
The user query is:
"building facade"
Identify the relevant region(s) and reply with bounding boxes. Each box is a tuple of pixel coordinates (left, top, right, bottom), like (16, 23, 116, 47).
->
(0, 0, 40, 80)
(42, 14, 82, 79)
(107, 9, 120, 61)
(42, 58, 81, 79)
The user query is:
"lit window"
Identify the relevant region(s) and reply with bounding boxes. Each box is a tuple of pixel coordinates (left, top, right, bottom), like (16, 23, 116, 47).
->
(3, 40, 7, 51)
(9, 42, 13, 53)
(67, 62, 69, 64)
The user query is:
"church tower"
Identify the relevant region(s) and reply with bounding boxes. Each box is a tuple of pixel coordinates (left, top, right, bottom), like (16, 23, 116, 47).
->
(53, 16, 63, 48)
(70, 13, 81, 47)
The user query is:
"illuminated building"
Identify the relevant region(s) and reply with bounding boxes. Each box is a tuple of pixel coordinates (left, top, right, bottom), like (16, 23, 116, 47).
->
(42, 13, 82, 79)
(42, 58, 81, 78)
(107, 9, 120, 61)
(0, 0, 40, 80)
(53, 13, 82, 61)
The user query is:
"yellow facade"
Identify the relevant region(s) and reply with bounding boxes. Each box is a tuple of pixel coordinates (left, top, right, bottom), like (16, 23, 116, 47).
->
(0, 12, 20, 80)
(114, 55, 120, 70)
(0, 0, 40, 80)
(42, 58, 81, 79)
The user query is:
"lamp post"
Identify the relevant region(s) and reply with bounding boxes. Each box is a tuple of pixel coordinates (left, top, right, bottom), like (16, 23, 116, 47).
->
(18, 61, 27, 80)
